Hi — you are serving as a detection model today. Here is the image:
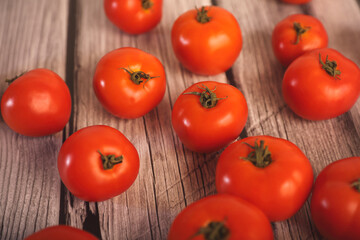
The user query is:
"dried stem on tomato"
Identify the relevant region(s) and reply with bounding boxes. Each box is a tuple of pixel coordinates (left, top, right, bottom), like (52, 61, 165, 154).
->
(120, 67, 159, 86)
(184, 84, 227, 109)
(293, 22, 310, 45)
(241, 140, 272, 168)
(97, 150, 123, 170)
(352, 179, 360, 192)
(141, 0, 153, 10)
(196, 6, 211, 24)
(319, 53, 341, 79)
(5, 72, 26, 85)
(192, 220, 230, 240)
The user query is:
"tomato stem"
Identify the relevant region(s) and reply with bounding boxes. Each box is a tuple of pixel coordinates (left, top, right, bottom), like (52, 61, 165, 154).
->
(241, 140, 272, 168)
(120, 67, 159, 86)
(352, 179, 360, 192)
(293, 22, 310, 45)
(5, 72, 26, 85)
(319, 53, 341, 79)
(196, 6, 211, 24)
(97, 150, 123, 170)
(141, 0, 153, 10)
(184, 84, 227, 109)
(191, 220, 230, 240)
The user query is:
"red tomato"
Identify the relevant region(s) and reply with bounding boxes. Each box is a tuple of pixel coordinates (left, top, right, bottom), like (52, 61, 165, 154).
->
(216, 136, 313, 221)
(93, 47, 166, 119)
(311, 157, 360, 240)
(171, 6, 242, 75)
(25, 225, 97, 240)
(168, 194, 273, 240)
(171, 81, 248, 153)
(104, 0, 162, 34)
(272, 14, 328, 66)
(281, 0, 311, 4)
(58, 125, 139, 202)
(283, 48, 360, 120)
(1, 69, 71, 137)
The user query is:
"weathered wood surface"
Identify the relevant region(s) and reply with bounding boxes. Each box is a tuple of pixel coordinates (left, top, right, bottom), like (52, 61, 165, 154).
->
(0, 0, 359, 239)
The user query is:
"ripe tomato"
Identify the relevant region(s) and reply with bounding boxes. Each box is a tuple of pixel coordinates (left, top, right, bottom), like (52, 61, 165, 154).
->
(25, 225, 98, 240)
(283, 48, 360, 120)
(168, 194, 273, 240)
(1, 69, 71, 137)
(104, 0, 162, 34)
(171, 6, 242, 75)
(272, 14, 328, 66)
(311, 157, 360, 240)
(281, 0, 311, 4)
(93, 47, 166, 119)
(216, 136, 313, 221)
(58, 125, 139, 202)
(171, 81, 248, 153)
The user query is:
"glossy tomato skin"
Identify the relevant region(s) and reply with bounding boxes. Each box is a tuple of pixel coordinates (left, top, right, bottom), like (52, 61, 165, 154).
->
(168, 194, 273, 240)
(216, 136, 313, 221)
(93, 47, 166, 119)
(25, 225, 98, 240)
(272, 14, 328, 66)
(58, 125, 140, 202)
(1, 69, 71, 137)
(283, 48, 360, 120)
(311, 157, 360, 240)
(171, 81, 248, 153)
(281, 0, 311, 4)
(104, 0, 162, 34)
(171, 6, 242, 75)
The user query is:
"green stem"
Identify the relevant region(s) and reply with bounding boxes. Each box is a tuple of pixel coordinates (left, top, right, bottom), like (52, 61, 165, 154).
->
(5, 72, 26, 84)
(120, 67, 159, 86)
(183, 84, 227, 109)
(319, 53, 341, 80)
(241, 140, 272, 168)
(352, 179, 360, 192)
(293, 22, 310, 45)
(196, 6, 211, 24)
(141, 0, 153, 10)
(97, 150, 123, 170)
(191, 221, 230, 240)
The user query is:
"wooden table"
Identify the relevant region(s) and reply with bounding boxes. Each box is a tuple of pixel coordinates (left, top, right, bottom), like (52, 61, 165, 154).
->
(1, 0, 359, 239)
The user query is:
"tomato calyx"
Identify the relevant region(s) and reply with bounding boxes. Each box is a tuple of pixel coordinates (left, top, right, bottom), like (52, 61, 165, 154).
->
(352, 179, 360, 192)
(141, 0, 153, 10)
(5, 72, 26, 85)
(97, 150, 123, 170)
(241, 140, 272, 168)
(120, 67, 159, 86)
(192, 220, 230, 240)
(184, 84, 227, 109)
(319, 53, 341, 79)
(293, 22, 310, 45)
(196, 7, 211, 24)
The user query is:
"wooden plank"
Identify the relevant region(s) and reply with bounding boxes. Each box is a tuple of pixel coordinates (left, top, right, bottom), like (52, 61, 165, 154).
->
(67, 0, 227, 239)
(0, 0, 68, 239)
(216, 0, 360, 239)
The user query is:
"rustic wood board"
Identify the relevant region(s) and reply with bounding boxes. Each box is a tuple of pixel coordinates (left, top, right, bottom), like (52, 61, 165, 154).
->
(0, 0, 359, 240)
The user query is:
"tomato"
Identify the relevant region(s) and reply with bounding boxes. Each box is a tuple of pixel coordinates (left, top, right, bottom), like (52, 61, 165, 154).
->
(104, 0, 162, 34)
(1, 69, 71, 137)
(272, 14, 328, 67)
(171, 6, 242, 75)
(168, 194, 273, 240)
(281, 0, 311, 4)
(93, 47, 166, 119)
(171, 81, 248, 153)
(216, 136, 313, 221)
(57, 125, 139, 202)
(283, 48, 360, 120)
(310, 157, 360, 240)
(25, 225, 98, 240)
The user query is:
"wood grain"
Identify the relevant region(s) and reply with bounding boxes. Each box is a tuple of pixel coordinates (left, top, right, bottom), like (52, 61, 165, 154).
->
(0, 0, 68, 239)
